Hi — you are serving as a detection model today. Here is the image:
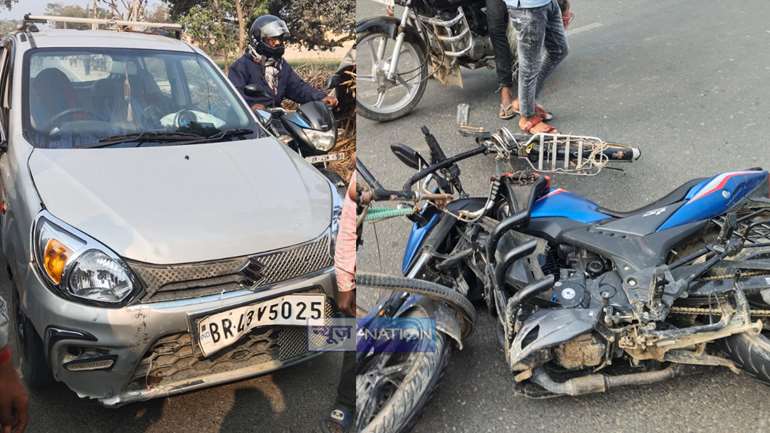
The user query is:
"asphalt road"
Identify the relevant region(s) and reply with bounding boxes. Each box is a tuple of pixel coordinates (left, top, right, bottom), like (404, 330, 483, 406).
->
(357, 0, 770, 432)
(0, 261, 344, 433)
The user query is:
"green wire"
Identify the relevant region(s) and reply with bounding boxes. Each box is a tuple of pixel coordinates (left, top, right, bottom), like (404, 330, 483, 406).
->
(364, 207, 415, 222)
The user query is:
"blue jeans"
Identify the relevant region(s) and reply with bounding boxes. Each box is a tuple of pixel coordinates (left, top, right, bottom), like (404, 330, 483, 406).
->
(508, 0, 569, 117)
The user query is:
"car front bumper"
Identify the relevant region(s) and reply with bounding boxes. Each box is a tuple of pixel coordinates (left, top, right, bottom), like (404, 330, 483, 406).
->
(22, 264, 339, 407)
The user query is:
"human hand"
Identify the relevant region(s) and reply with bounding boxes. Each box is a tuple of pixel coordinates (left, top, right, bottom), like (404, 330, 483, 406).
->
(322, 95, 338, 107)
(0, 350, 29, 433)
(336, 290, 356, 317)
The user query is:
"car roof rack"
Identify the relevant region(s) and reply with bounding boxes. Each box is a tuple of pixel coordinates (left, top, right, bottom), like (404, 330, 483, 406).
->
(20, 14, 184, 39)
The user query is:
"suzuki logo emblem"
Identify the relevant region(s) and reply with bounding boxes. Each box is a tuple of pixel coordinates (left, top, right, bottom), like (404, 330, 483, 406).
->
(239, 257, 265, 284)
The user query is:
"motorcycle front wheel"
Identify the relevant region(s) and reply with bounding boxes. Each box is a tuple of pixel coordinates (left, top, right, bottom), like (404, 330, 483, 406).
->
(356, 312, 450, 433)
(356, 29, 428, 122)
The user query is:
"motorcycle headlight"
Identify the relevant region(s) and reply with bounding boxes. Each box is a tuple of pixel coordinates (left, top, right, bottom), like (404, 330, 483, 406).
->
(33, 212, 139, 306)
(304, 128, 337, 152)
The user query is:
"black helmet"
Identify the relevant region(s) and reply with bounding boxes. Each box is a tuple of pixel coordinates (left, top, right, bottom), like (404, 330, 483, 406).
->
(248, 15, 290, 60)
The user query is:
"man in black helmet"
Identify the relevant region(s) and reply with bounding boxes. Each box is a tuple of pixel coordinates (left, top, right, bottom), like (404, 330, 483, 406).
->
(228, 14, 338, 110)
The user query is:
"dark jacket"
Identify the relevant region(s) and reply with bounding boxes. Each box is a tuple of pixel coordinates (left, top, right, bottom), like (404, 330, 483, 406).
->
(227, 55, 326, 108)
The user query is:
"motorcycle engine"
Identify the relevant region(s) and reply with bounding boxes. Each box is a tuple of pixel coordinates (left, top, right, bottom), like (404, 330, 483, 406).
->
(467, 36, 494, 61)
(554, 333, 606, 370)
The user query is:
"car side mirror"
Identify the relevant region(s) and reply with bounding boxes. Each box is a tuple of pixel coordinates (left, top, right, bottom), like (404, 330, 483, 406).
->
(244, 84, 269, 99)
(390, 143, 428, 170)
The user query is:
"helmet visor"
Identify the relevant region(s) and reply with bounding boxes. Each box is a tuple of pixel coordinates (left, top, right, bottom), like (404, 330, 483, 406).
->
(260, 19, 290, 39)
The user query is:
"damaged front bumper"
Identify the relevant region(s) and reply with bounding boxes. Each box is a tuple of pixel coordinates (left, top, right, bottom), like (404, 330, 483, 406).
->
(23, 265, 338, 407)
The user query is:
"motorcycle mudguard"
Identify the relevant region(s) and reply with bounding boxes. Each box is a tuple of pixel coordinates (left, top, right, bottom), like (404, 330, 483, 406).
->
(509, 306, 601, 368)
(356, 16, 426, 51)
(396, 296, 467, 350)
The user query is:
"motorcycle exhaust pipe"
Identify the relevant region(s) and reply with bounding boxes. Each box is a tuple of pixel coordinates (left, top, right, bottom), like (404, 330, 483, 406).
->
(531, 366, 687, 396)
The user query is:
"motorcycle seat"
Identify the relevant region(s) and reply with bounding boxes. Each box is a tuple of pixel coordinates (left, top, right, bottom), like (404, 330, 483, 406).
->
(596, 177, 707, 218)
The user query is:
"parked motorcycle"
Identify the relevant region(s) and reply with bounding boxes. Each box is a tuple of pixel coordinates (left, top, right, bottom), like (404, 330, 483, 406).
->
(356, 0, 572, 122)
(246, 83, 346, 186)
(357, 121, 770, 431)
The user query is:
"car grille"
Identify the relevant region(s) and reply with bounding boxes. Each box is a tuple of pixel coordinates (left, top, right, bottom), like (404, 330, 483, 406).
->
(127, 234, 333, 303)
(128, 293, 337, 391)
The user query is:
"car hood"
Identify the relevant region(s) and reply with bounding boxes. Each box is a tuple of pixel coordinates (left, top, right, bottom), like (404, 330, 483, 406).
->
(28, 138, 332, 264)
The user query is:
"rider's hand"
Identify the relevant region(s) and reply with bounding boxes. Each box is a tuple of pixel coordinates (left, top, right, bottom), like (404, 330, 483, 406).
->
(336, 289, 356, 317)
(0, 349, 29, 433)
(251, 103, 266, 111)
(562, 9, 574, 29)
(322, 95, 338, 107)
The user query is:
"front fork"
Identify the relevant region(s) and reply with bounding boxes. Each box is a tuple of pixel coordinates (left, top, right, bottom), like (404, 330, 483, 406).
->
(385, 2, 412, 80)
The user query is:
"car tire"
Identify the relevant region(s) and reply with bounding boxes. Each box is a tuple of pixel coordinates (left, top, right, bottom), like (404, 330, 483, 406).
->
(10, 282, 55, 389)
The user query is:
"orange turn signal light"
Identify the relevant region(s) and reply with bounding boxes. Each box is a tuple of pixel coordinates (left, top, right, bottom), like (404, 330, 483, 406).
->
(43, 239, 72, 285)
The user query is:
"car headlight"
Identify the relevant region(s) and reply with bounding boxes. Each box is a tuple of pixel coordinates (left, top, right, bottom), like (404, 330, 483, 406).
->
(329, 181, 344, 255)
(33, 212, 139, 306)
(304, 128, 337, 152)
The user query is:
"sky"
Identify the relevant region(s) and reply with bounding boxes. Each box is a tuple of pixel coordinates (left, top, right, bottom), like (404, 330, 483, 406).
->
(1, 0, 161, 20)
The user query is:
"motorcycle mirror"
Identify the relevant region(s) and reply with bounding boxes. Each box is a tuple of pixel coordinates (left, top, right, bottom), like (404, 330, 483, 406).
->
(456, 103, 488, 137)
(254, 109, 272, 127)
(390, 143, 428, 170)
(244, 84, 269, 99)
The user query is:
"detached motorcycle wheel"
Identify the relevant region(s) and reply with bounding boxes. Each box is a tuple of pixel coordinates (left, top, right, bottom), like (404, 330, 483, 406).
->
(356, 30, 428, 122)
(357, 320, 450, 433)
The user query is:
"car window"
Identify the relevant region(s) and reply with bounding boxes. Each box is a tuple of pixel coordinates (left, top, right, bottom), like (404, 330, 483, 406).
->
(143, 56, 172, 97)
(23, 48, 260, 149)
(179, 57, 238, 126)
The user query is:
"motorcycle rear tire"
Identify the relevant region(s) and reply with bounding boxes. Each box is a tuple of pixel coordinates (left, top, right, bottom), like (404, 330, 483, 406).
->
(356, 30, 428, 123)
(723, 332, 770, 385)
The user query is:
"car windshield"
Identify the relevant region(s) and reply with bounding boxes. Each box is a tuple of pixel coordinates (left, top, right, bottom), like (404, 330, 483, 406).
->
(23, 48, 263, 148)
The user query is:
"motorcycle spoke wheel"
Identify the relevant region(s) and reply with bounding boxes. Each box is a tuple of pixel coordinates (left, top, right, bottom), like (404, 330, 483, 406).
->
(356, 31, 427, 118)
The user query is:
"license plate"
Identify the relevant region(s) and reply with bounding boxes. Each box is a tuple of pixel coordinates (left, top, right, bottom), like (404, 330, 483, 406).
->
(195, 294, 326, 357)
(305, 152, 343, 164)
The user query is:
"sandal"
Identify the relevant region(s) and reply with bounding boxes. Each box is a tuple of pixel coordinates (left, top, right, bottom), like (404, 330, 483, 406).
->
(499, 103, 517, 120)
(520, 115, 558, 134)
(320, 404, 354, 433)
(513, 100, 554, 121)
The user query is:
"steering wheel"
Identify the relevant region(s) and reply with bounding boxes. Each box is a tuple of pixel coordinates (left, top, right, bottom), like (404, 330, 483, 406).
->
(47, 108, 106, 129)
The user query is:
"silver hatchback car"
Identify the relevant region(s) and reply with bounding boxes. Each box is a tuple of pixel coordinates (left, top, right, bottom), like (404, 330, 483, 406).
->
(0, 27, 341, 406)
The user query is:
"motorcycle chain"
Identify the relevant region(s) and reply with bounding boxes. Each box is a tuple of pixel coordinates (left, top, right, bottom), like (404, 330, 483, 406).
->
(670, 306, 770, 317)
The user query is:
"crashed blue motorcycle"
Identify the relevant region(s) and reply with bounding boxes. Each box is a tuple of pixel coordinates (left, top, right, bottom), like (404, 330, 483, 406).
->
(356, 122, 770, 433)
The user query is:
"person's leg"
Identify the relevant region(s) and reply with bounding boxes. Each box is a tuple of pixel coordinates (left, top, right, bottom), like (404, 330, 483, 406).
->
(335, 350, 356, 408)
(486, 0, 515, 113)
(536, 0, 569, 96)
(509, 5, 556, 132)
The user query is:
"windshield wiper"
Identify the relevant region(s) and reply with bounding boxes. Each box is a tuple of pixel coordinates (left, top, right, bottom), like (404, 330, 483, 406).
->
(90, 131, 208, 148)
(89, 128, 256, 148)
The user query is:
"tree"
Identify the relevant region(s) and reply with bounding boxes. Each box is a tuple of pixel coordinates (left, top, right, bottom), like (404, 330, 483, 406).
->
(99, 0, 148, 21)
(178, 0, 268, 69)
(168, 0, 352, 51)
(268, 0, 354, 50)
(2, 0, 17, 11)
(44, 3, 110, 29)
